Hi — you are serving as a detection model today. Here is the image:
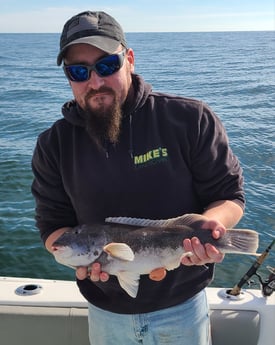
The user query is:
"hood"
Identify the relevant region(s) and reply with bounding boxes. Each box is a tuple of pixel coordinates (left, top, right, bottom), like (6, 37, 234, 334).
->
(61, 74, 152, 127)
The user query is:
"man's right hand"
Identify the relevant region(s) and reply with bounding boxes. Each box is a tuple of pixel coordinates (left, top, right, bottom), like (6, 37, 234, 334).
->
(76, 263, 109, 282)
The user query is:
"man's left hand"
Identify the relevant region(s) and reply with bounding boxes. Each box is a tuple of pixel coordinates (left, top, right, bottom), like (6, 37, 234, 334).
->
(181, 219, 225, 266)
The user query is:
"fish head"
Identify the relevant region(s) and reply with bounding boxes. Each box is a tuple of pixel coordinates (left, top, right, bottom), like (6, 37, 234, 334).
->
(52, 224, 107, 267)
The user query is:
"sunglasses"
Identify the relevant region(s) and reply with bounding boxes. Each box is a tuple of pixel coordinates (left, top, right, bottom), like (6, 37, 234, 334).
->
(63, 49, 126, 82)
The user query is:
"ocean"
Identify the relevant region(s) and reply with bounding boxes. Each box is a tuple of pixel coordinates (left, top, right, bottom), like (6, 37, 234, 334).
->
(0, 31, 274, 288)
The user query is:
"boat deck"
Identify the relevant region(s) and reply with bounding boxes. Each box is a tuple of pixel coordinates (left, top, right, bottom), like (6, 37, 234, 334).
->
(0, 277, 274, 345)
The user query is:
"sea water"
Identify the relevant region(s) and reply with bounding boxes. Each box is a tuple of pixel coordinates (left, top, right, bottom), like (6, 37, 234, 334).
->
(0, 31, 274, 287)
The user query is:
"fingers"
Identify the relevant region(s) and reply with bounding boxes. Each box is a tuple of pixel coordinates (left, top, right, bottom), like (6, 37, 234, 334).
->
(182, 237, 224, 266)
(90, 263, 101, 281)
(201, 220, 226, 239)
(76, 263, 109, 282)
(76, 266, 89, 280)
(90, 263, 109, 282)
(180, 218, 226, 265)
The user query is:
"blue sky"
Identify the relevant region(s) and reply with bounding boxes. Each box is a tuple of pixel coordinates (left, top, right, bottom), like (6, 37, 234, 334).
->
(0, 0, 274, 32)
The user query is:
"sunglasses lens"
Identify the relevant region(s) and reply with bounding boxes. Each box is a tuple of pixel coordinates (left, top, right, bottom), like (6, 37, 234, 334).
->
(65, 65, 89, 82)
(95, 54, 121, 77)
(64, 50, 125, 82)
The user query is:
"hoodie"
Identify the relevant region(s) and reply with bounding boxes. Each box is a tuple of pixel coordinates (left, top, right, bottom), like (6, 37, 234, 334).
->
(32, 74, 244, 313)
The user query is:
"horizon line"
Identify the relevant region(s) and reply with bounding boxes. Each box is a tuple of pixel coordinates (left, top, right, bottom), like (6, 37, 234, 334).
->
(0, 29, 274, 34)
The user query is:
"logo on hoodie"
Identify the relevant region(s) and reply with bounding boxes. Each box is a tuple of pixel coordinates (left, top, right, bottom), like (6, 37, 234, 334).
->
(134, 147, 168, 167)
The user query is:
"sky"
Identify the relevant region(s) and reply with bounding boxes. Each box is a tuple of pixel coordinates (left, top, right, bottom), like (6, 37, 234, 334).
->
(0, 0, 274, 33)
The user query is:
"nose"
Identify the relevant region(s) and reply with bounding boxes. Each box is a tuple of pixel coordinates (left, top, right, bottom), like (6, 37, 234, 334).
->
(87, 70, 105, 89)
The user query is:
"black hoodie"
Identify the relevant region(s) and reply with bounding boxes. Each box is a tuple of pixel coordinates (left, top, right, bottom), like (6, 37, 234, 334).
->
(32, 74, 244, 313)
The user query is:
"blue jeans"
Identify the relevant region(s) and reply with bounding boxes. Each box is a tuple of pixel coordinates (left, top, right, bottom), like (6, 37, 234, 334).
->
(88, 289, 211, 345)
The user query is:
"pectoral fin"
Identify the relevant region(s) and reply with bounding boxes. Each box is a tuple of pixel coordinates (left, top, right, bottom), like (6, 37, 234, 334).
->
(117, 271, 140, 298)
(103, 243, 135, 261)
(149, 267, 167, 281)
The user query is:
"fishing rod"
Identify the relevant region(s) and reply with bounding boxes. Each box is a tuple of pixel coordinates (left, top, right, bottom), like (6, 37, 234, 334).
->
(256, 265, 275, 297)
(229, 238, 275, 296)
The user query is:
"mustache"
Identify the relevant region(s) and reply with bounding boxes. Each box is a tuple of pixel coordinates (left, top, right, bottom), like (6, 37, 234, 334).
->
(85, 86, 115, 100)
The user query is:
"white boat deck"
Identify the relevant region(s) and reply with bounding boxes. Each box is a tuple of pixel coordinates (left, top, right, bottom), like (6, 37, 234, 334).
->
(0, 276, 274, 345)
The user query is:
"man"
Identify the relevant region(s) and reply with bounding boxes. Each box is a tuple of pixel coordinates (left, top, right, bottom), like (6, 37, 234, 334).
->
(32, 11, 245, 345)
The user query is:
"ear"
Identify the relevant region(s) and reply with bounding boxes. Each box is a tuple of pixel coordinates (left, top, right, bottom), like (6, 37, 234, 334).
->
(126, 48, 135, 73)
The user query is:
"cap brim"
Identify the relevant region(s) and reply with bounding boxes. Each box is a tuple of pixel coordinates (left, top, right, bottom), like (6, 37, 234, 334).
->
(57, 36, 121, 65)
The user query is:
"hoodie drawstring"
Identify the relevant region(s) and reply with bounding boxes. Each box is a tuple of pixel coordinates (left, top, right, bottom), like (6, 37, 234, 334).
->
(129, 113, 134, 160)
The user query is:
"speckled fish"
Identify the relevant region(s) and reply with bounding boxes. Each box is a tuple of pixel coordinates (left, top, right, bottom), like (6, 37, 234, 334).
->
(52, 214, 259, 298)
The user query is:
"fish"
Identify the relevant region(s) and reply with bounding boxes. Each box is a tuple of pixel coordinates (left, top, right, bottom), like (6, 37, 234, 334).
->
(52, 214, 259, 298)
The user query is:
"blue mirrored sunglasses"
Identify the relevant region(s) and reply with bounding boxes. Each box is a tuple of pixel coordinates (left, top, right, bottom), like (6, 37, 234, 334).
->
(63, 49, 126, 82)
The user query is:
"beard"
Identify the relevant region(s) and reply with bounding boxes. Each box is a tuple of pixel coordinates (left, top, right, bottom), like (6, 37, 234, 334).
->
(83, 87, 122, 149)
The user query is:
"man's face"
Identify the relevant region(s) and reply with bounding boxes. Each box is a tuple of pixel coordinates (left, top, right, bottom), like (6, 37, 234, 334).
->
(64, 44, 134, 146)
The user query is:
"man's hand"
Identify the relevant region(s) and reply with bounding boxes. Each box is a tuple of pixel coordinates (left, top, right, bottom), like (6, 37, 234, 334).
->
(76, 263, 109, 282)
(181, 219, 225, 266)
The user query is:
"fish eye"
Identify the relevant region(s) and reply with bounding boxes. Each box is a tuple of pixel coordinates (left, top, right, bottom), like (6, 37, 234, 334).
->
(93, 250, 99, 256)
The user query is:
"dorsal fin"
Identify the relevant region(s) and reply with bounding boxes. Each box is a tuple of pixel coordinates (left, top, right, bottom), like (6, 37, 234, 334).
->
(105, 216, 170, 227)
(105, 214, 208, 229)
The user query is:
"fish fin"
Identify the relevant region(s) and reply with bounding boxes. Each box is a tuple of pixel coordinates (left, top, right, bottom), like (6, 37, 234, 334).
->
(149, 267, 167, 281)
(117, 271, 140, 298)
(105, 214, 208, 228)
(103, 243, 135, 261)
(221, 229, 259, 254)
(105, 216, 169, 227)
(167, 214, 209, 228)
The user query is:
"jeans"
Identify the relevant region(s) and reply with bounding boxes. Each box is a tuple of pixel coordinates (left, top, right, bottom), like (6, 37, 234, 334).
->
(88, 289, 211, 345)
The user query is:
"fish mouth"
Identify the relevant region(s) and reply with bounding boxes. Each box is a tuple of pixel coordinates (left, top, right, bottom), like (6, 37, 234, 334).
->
(52, 245, 63, 252)
(52, 245, 73, 259)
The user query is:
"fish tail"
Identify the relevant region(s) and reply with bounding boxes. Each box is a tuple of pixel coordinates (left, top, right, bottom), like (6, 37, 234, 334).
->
(221, 229, 259, 254)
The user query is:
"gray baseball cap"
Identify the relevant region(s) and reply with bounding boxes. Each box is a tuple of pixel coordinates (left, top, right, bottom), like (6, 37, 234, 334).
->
(57, 11, 127, 65)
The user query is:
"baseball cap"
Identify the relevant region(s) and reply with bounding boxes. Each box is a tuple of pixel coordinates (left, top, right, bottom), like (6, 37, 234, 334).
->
(57, 11, 127, 65)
